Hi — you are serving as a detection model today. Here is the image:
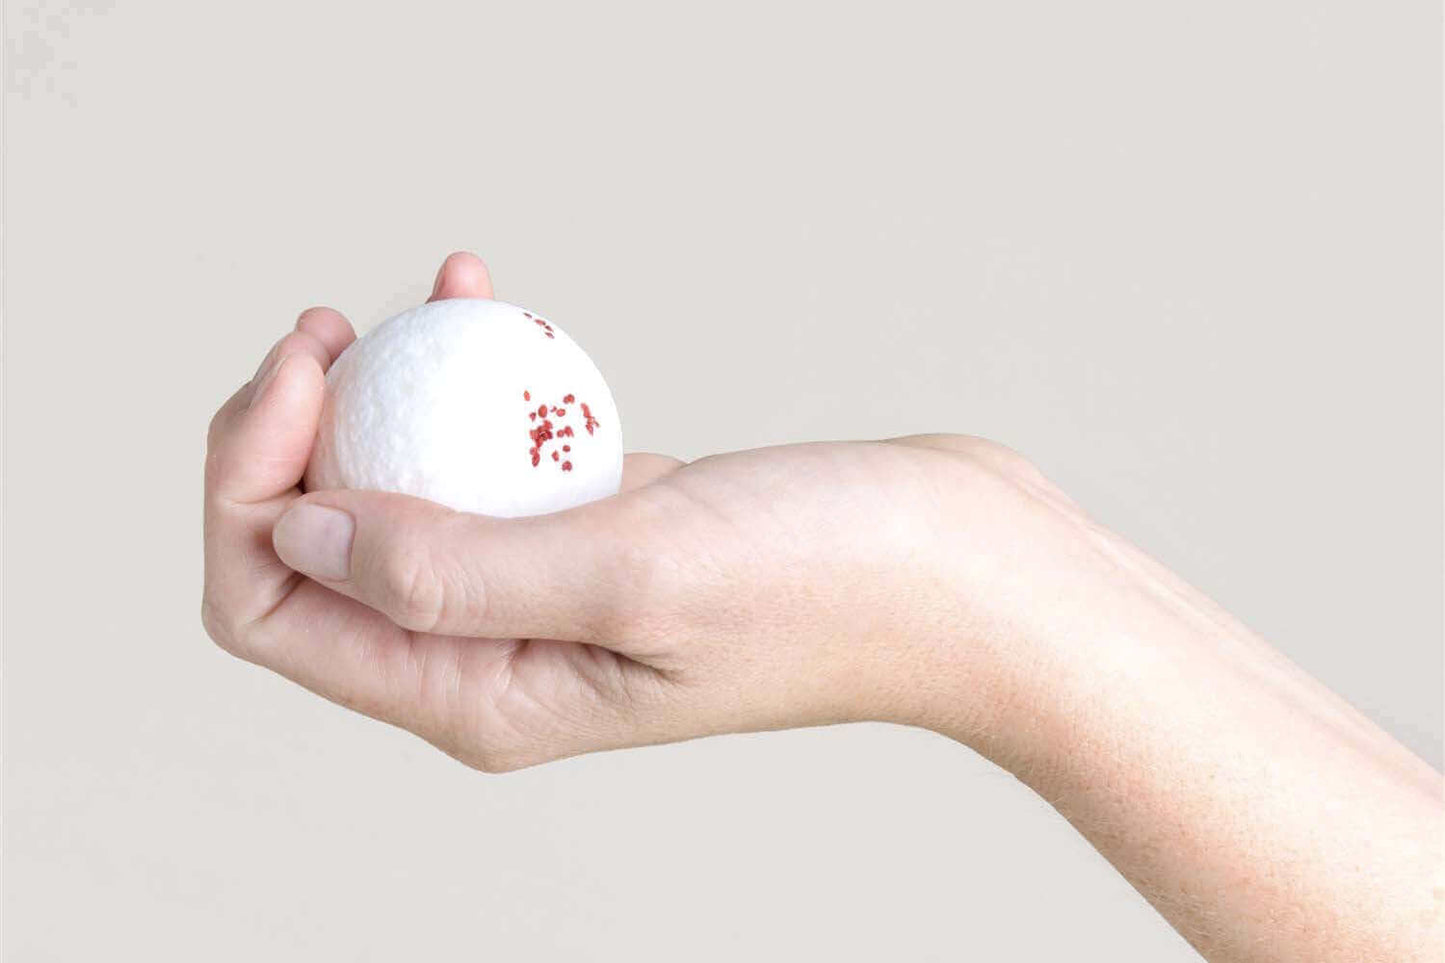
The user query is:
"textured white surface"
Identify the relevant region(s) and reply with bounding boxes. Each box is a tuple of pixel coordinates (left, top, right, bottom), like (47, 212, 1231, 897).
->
(305, 298, 623, 517)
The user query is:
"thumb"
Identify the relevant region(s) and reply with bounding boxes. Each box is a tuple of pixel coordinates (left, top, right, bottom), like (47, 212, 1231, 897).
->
(271, 488, 660, 645)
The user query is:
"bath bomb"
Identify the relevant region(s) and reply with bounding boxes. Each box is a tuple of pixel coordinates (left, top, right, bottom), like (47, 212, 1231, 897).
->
(304, 298, 623, 517)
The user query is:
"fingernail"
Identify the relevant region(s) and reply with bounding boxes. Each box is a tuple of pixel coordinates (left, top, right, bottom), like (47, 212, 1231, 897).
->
(273, 503, 355, 580)
(430, 261, 447, 299)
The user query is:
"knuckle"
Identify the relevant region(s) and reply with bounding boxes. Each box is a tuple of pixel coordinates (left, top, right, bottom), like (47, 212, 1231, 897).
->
(200, 592, 243, 656)
(203, 402, 249, 491)
(206, 407, 227, 448)
(380, 544, 448, 633)
(429, 725, 532, 774)
(205, 409, 239, 473)
(203, 442, 234, 491)
(465, 748, 527, 774)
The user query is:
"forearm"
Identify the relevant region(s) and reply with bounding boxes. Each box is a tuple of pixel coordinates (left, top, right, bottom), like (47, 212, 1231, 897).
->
(929, 514, 1443, 962)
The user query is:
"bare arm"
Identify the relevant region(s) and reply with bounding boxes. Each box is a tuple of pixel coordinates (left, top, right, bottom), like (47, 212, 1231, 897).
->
(922, 491, 1443, 961)
(203, 253, 1442, 962)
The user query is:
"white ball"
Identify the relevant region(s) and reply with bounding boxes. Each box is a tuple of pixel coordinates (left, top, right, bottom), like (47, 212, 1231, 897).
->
(305, 298, 623, 518)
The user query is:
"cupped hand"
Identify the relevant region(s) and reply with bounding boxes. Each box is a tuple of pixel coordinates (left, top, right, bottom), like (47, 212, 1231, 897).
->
(204, 253, 1445, 962)
(202, 253, 1074, 771)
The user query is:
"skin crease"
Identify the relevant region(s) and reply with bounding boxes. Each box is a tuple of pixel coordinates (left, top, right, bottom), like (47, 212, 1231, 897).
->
(203, 252, 1443, 963)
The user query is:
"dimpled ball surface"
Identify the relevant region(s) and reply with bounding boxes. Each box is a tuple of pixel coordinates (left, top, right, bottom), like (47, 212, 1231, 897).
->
(304, 298, 623, 518)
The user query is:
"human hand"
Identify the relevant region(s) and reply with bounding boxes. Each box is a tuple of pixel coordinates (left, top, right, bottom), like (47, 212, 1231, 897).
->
(202, 253, 1078, 772)
(204, 252, 1440, 961)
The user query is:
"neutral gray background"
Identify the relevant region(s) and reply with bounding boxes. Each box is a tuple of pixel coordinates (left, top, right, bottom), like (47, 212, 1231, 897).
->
(5, 1, 1440, 959)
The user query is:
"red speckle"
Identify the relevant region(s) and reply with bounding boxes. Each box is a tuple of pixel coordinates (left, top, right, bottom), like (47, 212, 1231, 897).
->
(523, 392, 589, 474)
(526, 313, 556, 339)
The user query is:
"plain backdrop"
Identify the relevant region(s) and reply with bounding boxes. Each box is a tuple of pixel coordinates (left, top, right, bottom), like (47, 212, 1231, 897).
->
(5, 2, 1440, 959)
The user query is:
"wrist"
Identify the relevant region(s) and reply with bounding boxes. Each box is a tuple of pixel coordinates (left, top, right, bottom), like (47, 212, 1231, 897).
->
(897, 497, 1216, 774)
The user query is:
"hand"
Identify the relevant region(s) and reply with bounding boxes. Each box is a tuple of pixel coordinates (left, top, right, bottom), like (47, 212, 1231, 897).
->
(203, 253, 1069, 771)
(205, 252, 1441, 961)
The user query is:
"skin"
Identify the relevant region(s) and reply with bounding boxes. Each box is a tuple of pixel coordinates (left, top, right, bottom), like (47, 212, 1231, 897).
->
(203, 252, 1443, 962)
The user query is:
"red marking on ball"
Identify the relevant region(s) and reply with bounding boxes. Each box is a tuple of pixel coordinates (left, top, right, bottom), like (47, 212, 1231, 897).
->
(524, 391, 591, 472)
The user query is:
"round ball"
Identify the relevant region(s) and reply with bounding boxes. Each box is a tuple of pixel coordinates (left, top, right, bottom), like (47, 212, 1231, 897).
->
(305, 298, 623, 517)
